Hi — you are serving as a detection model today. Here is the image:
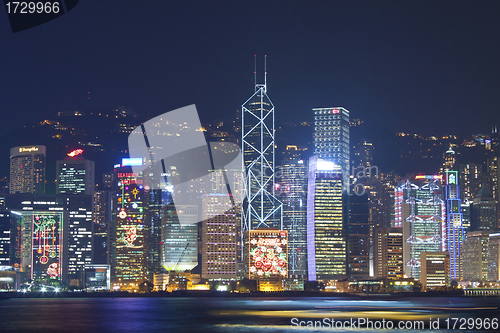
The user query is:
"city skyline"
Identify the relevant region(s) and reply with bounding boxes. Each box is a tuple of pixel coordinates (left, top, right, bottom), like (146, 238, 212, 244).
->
(2, 2, 500, 332)
(2, 1, 500, 142)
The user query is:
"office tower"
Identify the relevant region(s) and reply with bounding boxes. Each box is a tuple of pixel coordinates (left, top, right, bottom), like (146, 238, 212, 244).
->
(459, 163, 483, 204)
(56, 158, 95, 195)
(277, 151, 308, 278)
(241, 70, 282, 248)
(353, 141, 374, 172)
(93, 189, 112, 265)
(486, 157, 500, 229)
(307, 156, 346, 281)
(243, 228, 288, 280)
(461, 201, 472, 231)
(9, 145, 46, 194)
(471, 185, 498, 231)
(201, 194, 238, 280)
(420, 252, 450, 290)
(114, 166, 148, 285)
(486, 157, 500, 204)
(347, 191, 370, 279)
(444, 170, 464, 281)
(0, 197, 10, 265)
(7, 196, 65, 283)
(161, 204, 198, 272)
(488, 233, 500, 281)
(373, 227, 404, 279)
(461, 230, 490, 281)
(147, 189, 164, 280)
(66, 195, 93, 286)
(396, 175, 446, 280)
(312, 107, 349, 185)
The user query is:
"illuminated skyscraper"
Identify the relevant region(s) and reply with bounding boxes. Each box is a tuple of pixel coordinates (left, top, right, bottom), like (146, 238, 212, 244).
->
(312, 107, 349, 185)
(241, 64, 282, 248)
(277, 153, 308, 278)
(161, 204, 198, 272)
(459, 163, 482, 204)
(0, 198, 10, 266)
(113, 165, 148, 284)
(471, 185, 498, 231)
(420, 252, 450, 290)
(373, 227, 404, 279)
(201, 194, 238, 280)
(396, 175, 446, 280)
(56, 158, 95, 195)
(9, 146, 46, 194)
(347, 191, 370, 279)
(307, 156, 346, 281)
(461, 230, 490, 281)
(444, 170, 464, 281)
(7, 195, 91, 285)
(66, 195, 93, 286)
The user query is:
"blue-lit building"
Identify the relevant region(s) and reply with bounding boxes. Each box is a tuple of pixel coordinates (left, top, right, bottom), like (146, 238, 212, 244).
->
(444, 170, 464, 281)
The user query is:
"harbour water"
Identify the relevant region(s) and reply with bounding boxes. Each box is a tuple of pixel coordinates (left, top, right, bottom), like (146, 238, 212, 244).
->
(0, 296, 498, 332)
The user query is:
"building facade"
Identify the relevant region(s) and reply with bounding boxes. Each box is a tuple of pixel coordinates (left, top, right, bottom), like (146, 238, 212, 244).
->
(313, 107, 350, 185)
(373, 227, 404, 280)
(201, 194, 238, 280)
(10, 146, 46, 194)
(56, 158, 95, 195)
(161, 204, 198, 272)
(277, 155, 308, 278)
(307, 156, 346, 281)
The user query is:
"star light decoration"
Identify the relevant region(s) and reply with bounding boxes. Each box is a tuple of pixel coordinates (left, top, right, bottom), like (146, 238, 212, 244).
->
(250, 235, 288, 277)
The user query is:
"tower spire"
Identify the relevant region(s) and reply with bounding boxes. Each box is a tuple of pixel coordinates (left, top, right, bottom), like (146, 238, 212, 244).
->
(264, 54, 267, 92)
(254, 54, 257, 90)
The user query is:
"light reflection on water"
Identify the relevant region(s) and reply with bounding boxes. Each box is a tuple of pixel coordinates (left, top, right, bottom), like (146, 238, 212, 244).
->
(0, 296, 496, 333)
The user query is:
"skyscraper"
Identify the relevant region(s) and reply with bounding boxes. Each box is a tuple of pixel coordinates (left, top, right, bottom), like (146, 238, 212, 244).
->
(9, 146, 46, 194)
(471, 185, 498, 231)
(373, 227, 404, 280)
(0, 197, 10, 266)
(201, 194, 238, 280)
(461, 230, 490, 281)
(420, 252, 450, 290)
(307, 156, 346, 281)
(56, 158, 95, 195)
(312, 107, 349, 185)
(277, 147, 308, 278)
(114, 165, 148, 286)
(241, 65, 282, 250)
(161, 204, 198, 272)
(66, 195, 93, 286)
(347, 191, 370, 279)
(396, 175, 446, 280)
(444, 170, 464, 281)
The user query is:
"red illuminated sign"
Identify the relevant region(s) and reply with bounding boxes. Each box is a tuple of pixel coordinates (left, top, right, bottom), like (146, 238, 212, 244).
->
(67, 149, 84, 157)
(117, 172, 139, 178)
(332, 109, 339, 114)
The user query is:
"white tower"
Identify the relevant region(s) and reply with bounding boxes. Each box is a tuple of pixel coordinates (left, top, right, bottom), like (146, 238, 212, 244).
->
(241, 56, 283, 239)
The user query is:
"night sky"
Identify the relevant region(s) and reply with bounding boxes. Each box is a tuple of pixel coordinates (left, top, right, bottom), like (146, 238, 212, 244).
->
(1, 0, 500, 139)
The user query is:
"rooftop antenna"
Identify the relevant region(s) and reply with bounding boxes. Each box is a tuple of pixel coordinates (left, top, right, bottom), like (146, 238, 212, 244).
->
(264, 54, 267, 92)
(254, 54, 257, 90)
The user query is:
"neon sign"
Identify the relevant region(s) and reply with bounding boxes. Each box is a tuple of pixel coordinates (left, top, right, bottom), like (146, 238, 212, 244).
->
(67, 149, 84, 157)
(445, 170, 458, 185)
(19, 147, 38, 153)
(121, 158, 143, 166)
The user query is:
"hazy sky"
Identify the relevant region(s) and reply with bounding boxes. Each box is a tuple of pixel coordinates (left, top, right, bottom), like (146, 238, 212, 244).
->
(1, 0, 500, 138)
